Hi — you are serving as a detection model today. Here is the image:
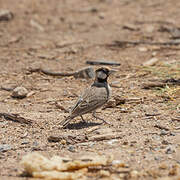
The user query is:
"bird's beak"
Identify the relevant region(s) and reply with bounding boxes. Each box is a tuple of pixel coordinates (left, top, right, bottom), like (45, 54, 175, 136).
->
(109, 69, 118, 75)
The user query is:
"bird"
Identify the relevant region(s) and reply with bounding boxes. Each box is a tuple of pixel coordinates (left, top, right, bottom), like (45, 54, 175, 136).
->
(60, 67, 115, 128)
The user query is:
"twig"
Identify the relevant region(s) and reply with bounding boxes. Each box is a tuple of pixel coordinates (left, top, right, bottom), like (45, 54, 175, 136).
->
(163, 78, 180, 84)
(142, 78, 180, 89)
(55, 102, 69, 113)
(0, 86, 15, 91)
(145, 113, 161, 117)
(135, 20, 175, 25)
(88, 133, 123, 141)
(143, 57, 159, 66)
(0, 113, 33, 125)
(28, 67, 94, 79)
(86, 60, 121, 66)
(48, 134, 86, 144)
(41, 69, 74, 76)
(88, 166, 130, 174)
(86, 126, 100, 134)
(143, 83, 164, 89)
(54, 41, 82, 48)
(48, 132, 123, 143)
(106, 40, 180, 49)
(172, 117, 180, 121)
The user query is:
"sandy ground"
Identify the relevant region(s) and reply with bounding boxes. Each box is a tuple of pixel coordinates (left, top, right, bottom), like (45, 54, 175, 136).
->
(0, 0, 180, 179)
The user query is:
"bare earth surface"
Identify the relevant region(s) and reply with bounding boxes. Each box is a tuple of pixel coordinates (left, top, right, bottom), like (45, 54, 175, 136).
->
(0, 0, 180, 179)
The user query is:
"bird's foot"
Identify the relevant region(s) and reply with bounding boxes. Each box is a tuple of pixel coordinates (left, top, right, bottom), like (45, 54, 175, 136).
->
(92, 112, 111, 125)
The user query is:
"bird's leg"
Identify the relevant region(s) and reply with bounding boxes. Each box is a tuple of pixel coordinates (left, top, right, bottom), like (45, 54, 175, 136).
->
(80, 115, 86, 123)
(92, 111, 110, 125)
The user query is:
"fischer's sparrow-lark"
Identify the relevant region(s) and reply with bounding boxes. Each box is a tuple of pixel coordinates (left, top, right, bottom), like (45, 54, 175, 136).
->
(60, 67, 115, 128)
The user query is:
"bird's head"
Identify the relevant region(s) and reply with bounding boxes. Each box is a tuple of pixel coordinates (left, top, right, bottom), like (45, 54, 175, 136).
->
(95, 67, 116, 82)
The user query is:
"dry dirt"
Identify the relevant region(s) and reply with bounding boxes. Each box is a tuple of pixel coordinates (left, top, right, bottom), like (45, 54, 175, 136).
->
(0, 0, 180, 179)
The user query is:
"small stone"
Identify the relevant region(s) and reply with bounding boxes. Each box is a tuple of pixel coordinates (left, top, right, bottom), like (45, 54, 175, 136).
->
(154, 156, 161, 161)
(21, 141, 29, 145)
(123, 23, 140, 31)
(112, 160, 128, 167)
(0, 10, 13, 21)
(143, 57, 159, 66)
(68, 145, 75, 152)
(152, 51, 157, 56)
(138, 47, 148, 52)
(170, 132, 176, 136)
(107, 139, 118, 145)
(0, 121, 8, 126)
(160, 130, 168, 136)
(145, 25, 155, 33)
(165, 146, 176, 154)
(161, 140, 169, 145)
(130, 170, 139, 178)
(0, 144, 12, 152)
(33, 141, 38, 146)
(60, 139, 66, 145)
(123, 141, 128, 145)
(11, 87, 28, 98)
(159, 163, 168, 169)
(26, 91, 35, 97)
(99, 170, 110, 177)
(30, 19, 44, 32)
(99, 13, 105, 19)
(169, 165, 179, 176)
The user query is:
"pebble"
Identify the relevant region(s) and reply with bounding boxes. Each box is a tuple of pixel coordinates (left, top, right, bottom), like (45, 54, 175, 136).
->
(21, 141, 29, 145)
(11, 87, 28, 98)
(68, 145, 75, 152)
(138, 47, 148, 52)
(143, 57, 159, 66)
(99, 170, 110, 177)
(0, 9, 13, 21)
(33, 141, 38, 147)
(106, 139, 118, 145)
(30, 19, 44, 32)
(161, 140, 169, 145)
(165, 146, 176, 154)
(60, 139, 66, 145)
(130, 170, 139, 178)
(0, 144, 12, 152)
(160, 130, 169, 136)
(112, 160, 127, 167)
(170, 132, 176, 136)
(0, 121, 8, 126)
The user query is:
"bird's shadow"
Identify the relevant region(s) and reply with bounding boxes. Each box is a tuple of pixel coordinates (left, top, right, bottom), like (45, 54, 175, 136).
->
(64, 121, 102, 130)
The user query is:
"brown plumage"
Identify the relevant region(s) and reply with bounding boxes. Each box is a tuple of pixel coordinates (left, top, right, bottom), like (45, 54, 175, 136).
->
(60, 67, 115, 128)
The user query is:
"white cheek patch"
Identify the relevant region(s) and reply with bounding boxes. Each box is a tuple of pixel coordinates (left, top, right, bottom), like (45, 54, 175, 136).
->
(107, 84, 112, 97)
(97, 71, 107, 79)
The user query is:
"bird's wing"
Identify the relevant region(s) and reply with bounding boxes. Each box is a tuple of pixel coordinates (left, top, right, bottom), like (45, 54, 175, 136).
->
(70, 86, 108, 117)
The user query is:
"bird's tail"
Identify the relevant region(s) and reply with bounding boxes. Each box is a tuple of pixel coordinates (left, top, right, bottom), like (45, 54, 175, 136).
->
(59, 116, 72, 128)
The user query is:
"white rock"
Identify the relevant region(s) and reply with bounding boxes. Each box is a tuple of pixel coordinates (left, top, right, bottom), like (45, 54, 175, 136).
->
(107, 139, 118, 145)
(143, 57, 159, 66)
(138, 47, 148, 52)
(0, 10, 13, 21)
(11, 87, 28, 98)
